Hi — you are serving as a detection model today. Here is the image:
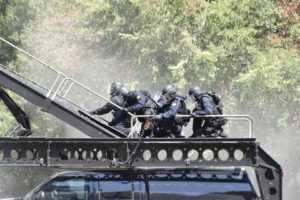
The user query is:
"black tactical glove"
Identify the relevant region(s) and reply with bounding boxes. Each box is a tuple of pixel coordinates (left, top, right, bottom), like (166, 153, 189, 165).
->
(89, 111, 95, 115)
(125, 106, 134, 113)
(150, 114, 162, 122)
(123, 107, 133, 113)
(108, 121, 114, 126)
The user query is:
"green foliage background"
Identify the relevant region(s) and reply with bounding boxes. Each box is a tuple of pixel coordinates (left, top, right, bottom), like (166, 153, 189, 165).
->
(0, 0, 299, 199)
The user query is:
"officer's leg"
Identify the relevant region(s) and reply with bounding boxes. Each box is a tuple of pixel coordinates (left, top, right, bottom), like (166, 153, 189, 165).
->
(192, 118, 203, 137)
(205, 126, 221, 137)
(162, 123, 182, 138)
(113, 123, 130, 136)
(172, 124, 181, 135)
(197, 123, 211, 137)
(192, 119, 197, 137)
(154, 128, 163, 137)
(213, 127, 228, 138)
(155, 126, 169, 137)
(195, 127, 203, 137)
(174, 125, 184, 137)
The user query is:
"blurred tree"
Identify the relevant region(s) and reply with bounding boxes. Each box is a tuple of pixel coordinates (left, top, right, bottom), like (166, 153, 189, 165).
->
(0, 0, 299, 198)
(0, 0, 36, 65)
(77, 0, 300, 127)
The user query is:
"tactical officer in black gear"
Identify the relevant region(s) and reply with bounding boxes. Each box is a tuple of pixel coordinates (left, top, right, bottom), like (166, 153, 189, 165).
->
(189, 86, 225, 137)
(89, 82, 131, 135)
(151, 84, 188, 138)
(109, 87, 150, 135)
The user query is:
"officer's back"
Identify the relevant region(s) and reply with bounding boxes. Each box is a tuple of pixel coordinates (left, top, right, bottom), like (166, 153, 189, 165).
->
(110, 87, 148, 126)
(90, 82, 125, 116)
(151, 84, 187, 137)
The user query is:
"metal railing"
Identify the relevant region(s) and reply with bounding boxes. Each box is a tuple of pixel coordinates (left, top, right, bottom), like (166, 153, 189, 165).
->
(0, 137, 259, 168)
(1, 121, 20, 137)
(130, 114, 254, 138)
(0, 37, 135, 117)
(1, 37, 254, 139)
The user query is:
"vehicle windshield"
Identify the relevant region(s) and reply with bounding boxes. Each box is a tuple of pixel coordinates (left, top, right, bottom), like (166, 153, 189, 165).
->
(149, 180, 256, 200)
(24, 175, 55, 200)
(23, 170, 258, 200)
(147, 172, 258, 200)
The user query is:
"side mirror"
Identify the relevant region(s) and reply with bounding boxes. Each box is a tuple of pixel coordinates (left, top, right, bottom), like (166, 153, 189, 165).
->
(36, 191, 45, 200)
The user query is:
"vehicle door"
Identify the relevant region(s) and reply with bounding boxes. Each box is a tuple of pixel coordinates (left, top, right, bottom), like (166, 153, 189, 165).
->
(93, 171, 145, 200)
(34, 176, 91, 200)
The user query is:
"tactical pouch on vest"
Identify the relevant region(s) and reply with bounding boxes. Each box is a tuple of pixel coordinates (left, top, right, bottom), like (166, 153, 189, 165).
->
(207, 117, 227, 127)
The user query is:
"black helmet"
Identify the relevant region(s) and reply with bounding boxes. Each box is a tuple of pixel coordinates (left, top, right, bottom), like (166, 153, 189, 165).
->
(162, 84, 176, 95)
(110, 82, 123, 95)
(119, 86, 130, 96)
(161, 84, 176, 101)
(188, 86, 201, 96)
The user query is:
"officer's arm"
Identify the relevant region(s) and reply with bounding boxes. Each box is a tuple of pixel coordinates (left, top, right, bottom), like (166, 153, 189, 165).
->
(162, 99, 180, 119)
(156, 101, 166, 113)
(92, 96, 122, 115)
(92, 103, 113, 115)
(130, 95, 147, 112)
(194, 96, 213, 115)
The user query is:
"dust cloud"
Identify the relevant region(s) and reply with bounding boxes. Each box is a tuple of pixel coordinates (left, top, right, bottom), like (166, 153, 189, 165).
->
(0, 3, 299, 200)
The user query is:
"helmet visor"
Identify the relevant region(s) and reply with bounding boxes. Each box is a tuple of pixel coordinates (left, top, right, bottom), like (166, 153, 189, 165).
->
(162, 92, 173, 101)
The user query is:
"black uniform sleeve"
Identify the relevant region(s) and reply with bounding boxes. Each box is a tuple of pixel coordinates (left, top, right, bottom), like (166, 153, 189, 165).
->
(129, 92, 147, 112)
(92, 95, 123, 115)
(92, 103, 112, 115)
(162, 99, 181, 119)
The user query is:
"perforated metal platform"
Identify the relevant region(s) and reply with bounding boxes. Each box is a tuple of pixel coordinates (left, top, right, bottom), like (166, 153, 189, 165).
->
(0, 138, 257, 168)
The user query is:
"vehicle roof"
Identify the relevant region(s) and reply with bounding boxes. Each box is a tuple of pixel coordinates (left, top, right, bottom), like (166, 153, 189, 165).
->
(52, 167, 246, 178)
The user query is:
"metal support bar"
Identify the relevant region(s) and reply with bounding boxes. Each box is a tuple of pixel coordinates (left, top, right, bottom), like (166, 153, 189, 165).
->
(133, 115, 254, 138)
(8, 124, 21, 136)
(46, 73, 65, 98)
(1, 121, 18, 136)
(256, 146, 282, 200)
(0, 138, 257, 168)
